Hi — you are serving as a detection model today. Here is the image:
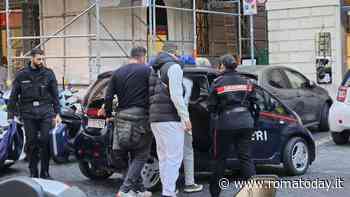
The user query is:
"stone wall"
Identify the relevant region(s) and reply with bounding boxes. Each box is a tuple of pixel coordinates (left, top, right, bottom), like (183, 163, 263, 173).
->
(266, 0, 342, 97)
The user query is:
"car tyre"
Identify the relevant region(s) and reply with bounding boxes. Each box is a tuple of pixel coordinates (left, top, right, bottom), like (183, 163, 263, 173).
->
(319, 104, 330, 132)
(78, 161, 113, 180)
(331, 132, 348, 145)
(283, 137, 310, 176)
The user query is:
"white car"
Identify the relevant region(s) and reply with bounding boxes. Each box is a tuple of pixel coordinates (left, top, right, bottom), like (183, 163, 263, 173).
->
(329, 70, 350, 145)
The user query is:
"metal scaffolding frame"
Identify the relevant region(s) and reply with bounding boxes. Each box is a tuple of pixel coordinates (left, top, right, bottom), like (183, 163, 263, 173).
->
(5, 0, 244, 84)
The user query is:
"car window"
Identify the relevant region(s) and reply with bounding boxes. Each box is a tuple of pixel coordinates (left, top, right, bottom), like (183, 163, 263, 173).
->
(267, 69, 290, 89)
(342, 71, 350, 87)
(254, 88, 268, 112)
(189, 76, 209, 102)
(284, 69, 308, 89)
(255, 87, 288, 115)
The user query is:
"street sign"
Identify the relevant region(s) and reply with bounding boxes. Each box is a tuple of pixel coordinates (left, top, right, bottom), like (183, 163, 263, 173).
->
(243, 0, 258, 15)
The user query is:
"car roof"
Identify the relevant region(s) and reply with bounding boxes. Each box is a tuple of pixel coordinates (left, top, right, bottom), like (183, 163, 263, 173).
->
(183, 66, 218, 75)
(95, 66, 218, 78)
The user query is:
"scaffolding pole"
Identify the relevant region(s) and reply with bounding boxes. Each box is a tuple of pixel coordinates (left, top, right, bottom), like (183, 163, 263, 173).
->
(63, 0, 67, 83)
(6, 0, 244, 85)
(95, 0, 101, 76)
(148, 0, 153, 57)
(152, 0, 156, 52)
(5, 0, 12, 86)
(10, 35, 97, 40)
(181, 0, 185, 55)
(238, 0, 242, 59)
(131, 0, 135, 47)
(193, 0, 197, 57)
(91, 13, 129, 57)
(23, 3, 97, 57)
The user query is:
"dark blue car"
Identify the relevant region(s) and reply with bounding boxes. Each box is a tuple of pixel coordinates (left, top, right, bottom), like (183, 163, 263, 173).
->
(76, 66, 316, 189)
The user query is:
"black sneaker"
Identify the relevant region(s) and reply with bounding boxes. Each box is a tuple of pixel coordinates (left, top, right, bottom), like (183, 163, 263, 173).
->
(40, 172, 53, 180)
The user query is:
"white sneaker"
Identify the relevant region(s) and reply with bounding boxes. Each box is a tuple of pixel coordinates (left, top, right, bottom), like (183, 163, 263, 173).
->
(184, 184, 204, 193)
(116, 190, 137, 197)
(136, 190, 152, 197)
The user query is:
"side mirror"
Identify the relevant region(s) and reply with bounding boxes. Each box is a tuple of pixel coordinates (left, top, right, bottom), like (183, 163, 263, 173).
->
(302, 81, 316, 89)
(309, 81, 316, 88)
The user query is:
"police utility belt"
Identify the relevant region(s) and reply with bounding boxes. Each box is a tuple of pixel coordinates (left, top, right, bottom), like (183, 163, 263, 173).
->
(21, 100, 52, 108)
(216, 106, 254, 131)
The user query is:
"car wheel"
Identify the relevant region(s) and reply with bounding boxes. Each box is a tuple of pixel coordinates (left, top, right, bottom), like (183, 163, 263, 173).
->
(331, 132, 349, 145)
(78, 161, 113, 180)
(141, 156, 161, 191)
(319, 104, 330, 132)
(283, 137, 310, 176)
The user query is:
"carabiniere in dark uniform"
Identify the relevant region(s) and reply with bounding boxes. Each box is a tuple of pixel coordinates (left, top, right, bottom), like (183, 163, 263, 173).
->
(8, 50, 60, 179)
(208, 55, 259, 197)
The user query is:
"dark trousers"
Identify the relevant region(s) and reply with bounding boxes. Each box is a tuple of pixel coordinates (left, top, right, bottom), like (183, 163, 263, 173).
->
(116, 133, 152, 193)
(23, 118, 53, 175)
(209, 129, 256, 197)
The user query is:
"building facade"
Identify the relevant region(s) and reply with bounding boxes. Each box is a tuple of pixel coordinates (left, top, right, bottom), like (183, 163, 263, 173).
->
(2, 0, 268, 87)
(41, 0, 268, 86)
(266, 0, 348, 98)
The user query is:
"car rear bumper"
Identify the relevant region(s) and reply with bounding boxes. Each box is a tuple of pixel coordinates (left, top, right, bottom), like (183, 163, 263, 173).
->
(329, 101, 350, 132)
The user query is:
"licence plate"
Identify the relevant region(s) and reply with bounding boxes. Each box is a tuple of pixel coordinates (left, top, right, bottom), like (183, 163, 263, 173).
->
(87, 119, 106, 129)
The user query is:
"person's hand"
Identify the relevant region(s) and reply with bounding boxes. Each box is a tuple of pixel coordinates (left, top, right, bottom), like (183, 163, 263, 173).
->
(106, 117, 114, 123)
(98, 107, 106, 117)
(54, 114, 62, 126)
(184, 120, 192, 133)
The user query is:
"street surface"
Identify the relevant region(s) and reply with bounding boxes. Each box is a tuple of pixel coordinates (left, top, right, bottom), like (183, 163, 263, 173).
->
(1, 131, 349, 197)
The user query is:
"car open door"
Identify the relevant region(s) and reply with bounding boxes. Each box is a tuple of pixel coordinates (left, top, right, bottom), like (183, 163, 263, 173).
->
(249, 87, 289, 161)
(264, 68, 306, 124)
(283, 68, 322, 125)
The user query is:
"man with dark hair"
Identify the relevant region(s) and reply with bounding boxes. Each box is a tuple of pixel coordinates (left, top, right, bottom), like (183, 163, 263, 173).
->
(208, 54, 258, 197)
(8, 48, 61, 179)
(104, 46, 152, 197)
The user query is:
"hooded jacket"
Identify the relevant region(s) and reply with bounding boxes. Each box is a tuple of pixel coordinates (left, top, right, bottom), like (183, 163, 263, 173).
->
(149, 52, 184, 122)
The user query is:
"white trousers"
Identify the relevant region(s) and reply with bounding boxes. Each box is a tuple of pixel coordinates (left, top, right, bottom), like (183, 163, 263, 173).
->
(151, 122, 184, 197)
(183, 131, 195, 186)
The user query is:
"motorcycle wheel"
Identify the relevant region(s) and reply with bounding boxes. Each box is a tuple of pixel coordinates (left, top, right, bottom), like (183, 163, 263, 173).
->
(78, 161, 113, 180)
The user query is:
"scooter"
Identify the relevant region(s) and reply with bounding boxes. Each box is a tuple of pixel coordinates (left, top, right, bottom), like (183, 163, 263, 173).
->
(0, 118, 25, 170)
(52, 89, 82, 164)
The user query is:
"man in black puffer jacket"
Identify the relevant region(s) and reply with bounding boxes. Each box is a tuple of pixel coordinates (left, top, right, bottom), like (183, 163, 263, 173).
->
(149, 43, 192, 197)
